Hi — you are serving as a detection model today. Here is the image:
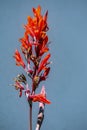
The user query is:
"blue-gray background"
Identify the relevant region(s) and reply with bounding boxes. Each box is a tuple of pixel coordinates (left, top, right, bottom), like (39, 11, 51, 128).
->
(0, 0, 87, 130)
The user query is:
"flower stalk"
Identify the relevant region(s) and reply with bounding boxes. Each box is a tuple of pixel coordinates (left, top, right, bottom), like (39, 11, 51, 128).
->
(12, 5, 51, 130)
(29, 102, 32, 130)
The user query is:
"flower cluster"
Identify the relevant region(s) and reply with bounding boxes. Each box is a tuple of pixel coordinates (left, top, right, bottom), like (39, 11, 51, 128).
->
(13, 5, 51, 105)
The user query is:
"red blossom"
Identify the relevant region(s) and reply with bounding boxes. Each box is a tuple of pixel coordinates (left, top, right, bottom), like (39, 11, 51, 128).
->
(13, 5, 51, 103)
(13, 49, 25, 68)
(38, 53, 51, 74)
(19, 33, 32, 51)
(24, 5, 48, 41)
(12, 6, 51, 130)
(29, 86, 51, 104)
(32, 5, 41, 18)
(30, 94, 51, 104)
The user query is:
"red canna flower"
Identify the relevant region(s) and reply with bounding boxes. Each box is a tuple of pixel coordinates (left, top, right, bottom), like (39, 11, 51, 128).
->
(29, 86, 51, 104)
(19, 33, 32, 60)
(13, 49, 25, 68)
(38, 53, 51, 74)
(24, 5, 48, 41)
(31, 94, 51, 104)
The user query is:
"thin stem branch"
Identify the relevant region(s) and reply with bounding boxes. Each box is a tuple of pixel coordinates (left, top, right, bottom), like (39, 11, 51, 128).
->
(29, 102, 32, 130)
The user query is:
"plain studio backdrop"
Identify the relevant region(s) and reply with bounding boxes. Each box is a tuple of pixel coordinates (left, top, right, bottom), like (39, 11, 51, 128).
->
(0, 0, 87, 130)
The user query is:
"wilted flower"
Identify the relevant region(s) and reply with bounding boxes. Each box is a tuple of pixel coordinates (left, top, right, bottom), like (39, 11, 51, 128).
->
(13, 81, 24, 97)
(14, 73, 27, 84)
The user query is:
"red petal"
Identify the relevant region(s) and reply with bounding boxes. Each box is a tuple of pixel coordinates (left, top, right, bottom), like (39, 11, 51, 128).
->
(13, 49, 25, 68)
(44, 10, 48, 22)
(30, 94, 51, 104)
(33, 5, 41, 17)
(38, 53, 51, 74)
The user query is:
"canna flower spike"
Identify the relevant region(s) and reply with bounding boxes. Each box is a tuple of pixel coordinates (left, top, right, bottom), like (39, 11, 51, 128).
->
(12, 5, 51, 130)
